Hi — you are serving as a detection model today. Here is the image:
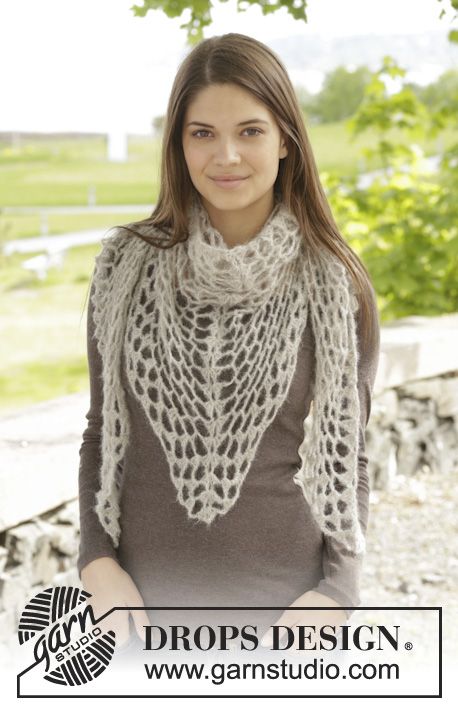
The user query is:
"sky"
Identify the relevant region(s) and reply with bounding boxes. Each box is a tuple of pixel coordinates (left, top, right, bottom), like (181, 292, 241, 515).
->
(1, 0, 456, 134)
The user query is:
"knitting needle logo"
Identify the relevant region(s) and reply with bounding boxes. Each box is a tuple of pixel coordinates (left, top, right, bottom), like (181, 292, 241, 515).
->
(17, 585, 116, 686)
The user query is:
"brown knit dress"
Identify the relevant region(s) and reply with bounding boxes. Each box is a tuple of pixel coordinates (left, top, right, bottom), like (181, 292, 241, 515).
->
(77, 276, 380, 637)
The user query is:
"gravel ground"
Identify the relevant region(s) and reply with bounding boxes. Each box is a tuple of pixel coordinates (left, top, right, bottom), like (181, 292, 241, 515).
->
(360, 467, 457, 666)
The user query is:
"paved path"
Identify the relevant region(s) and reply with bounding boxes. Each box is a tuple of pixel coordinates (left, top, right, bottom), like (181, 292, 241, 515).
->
(3, 205, 153, 256)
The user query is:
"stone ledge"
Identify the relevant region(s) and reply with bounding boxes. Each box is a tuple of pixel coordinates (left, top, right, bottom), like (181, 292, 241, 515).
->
(0, 392, 89, 532)
(375, 312, 458, 394)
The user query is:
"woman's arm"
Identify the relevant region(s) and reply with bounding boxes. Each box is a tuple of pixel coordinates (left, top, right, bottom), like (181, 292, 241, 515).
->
(310, 284, 381, 619)
(77, 281, 151, 648)
(77, 280, 119, 579)
(310, 428, 371, 619)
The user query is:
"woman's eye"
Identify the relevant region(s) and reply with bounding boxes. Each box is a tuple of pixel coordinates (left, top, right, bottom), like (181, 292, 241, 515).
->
(192, 130, 210, 138)
(191, 128, 262, 138)
(244, 127, 262, 136)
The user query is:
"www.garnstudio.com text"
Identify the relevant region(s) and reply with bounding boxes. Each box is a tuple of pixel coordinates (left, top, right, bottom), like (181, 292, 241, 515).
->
(141, 658, 400, 684)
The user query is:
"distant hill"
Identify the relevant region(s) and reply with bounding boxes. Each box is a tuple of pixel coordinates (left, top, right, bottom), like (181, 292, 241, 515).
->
(270, 30, 458, 90)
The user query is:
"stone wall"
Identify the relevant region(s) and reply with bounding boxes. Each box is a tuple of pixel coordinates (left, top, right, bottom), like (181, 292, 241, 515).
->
(1, 312, 457, 655)
(368, 372, 458, 489)
(0, 500, 80, 648)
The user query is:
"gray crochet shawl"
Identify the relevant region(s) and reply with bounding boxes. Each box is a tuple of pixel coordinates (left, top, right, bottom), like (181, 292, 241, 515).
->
(89, 195, 364, 554)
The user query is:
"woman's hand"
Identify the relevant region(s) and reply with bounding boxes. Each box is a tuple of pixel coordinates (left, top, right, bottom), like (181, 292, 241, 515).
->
(80, 556, 151, 650)
(260, 590, 348, 655)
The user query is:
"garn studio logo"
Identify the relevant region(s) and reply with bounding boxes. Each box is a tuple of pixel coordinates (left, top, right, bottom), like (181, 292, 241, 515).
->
(17, 585, 116, 686)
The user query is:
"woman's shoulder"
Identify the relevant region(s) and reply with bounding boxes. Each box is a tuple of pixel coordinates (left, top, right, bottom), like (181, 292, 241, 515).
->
(95, 226, 131, 261)
(95, 224, 156, 271)
(100, 220, 175, 255)
(99, 224, 141, 253)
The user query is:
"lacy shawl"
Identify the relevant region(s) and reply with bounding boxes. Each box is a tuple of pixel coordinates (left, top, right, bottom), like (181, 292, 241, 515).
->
(89, 196, 364, 554)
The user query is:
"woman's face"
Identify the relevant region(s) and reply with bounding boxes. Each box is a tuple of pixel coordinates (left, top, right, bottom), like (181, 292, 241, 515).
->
(181, 83, 288, 214)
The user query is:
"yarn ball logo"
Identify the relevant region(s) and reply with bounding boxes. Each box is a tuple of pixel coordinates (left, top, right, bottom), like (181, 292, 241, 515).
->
(17, 585, 116, 686)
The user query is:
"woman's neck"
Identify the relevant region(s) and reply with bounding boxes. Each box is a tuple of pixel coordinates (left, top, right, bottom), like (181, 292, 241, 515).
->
(199, 191, 277, 248)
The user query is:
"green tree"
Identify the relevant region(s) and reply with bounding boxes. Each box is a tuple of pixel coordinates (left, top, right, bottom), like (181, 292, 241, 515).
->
(323, 55, 458, 320)
(411, 69, 458, 112)
(305, 66, 372, 124)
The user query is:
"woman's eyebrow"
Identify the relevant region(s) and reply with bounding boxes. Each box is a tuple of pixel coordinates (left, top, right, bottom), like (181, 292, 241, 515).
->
(186, 119, 269, 127)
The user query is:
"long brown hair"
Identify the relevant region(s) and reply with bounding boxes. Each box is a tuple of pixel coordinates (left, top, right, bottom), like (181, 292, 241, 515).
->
(102, 32, 379, 353)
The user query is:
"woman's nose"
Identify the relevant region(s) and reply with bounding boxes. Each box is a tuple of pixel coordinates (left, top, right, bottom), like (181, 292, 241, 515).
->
(213, 140, 241, 162)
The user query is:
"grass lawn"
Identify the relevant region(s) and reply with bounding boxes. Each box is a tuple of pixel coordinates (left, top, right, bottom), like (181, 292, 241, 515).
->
(0, 243, 98, 416)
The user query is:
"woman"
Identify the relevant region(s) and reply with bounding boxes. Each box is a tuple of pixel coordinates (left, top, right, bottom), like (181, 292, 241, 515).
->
(77, 32, 380, 659)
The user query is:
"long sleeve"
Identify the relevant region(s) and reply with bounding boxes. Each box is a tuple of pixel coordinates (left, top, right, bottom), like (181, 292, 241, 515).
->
(76, 280, 119, 579)
(310, 283, 380, 619)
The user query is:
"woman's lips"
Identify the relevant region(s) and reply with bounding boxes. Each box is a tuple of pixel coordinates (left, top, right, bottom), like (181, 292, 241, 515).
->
(210, 176, 248, 189)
